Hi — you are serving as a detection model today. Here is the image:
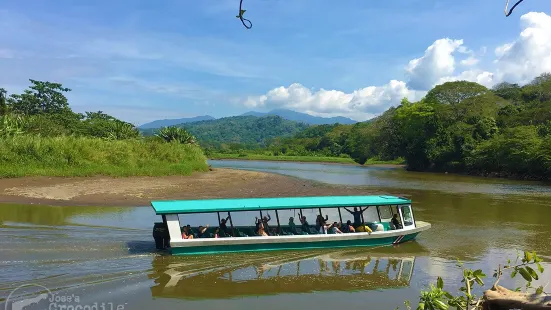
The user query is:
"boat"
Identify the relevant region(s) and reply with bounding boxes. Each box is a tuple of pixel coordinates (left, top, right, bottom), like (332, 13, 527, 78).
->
(150, 195, 431, 255)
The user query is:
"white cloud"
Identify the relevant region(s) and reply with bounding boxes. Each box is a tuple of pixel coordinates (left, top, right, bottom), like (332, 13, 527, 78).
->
(460, 56, 479, 67)
(405, 38, 464, 90)
(244, 81, 423, 121)
(493, 12, 551, 84)
(438, 70, 495, 88)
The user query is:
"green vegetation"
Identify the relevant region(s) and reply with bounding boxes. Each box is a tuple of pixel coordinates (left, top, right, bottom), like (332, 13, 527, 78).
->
(243, 75, 551, 180)
(208, 152, 357, 164)
(0, 80, 208, 178)
(401, 250, 547, 310)
(142, 115, 309, 148)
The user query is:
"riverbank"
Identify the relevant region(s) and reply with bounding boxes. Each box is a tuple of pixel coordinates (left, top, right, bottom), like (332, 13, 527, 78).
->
(0, 168, 384, 207)
(208, 153, 357, 164)
(209, 153, 405, 166)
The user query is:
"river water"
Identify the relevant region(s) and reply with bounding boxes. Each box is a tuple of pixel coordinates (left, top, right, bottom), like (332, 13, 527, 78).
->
(1, 160, 550, 310)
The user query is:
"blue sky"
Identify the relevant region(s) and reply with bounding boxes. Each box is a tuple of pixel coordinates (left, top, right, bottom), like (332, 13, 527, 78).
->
(1, 0, 550, 124)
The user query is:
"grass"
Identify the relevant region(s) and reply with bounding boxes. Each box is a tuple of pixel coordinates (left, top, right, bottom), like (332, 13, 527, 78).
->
(209, 153, 406, 165)
(0, 135, 209, 178)
(209, 153, 357, 164)
(364, 157, 406, 165)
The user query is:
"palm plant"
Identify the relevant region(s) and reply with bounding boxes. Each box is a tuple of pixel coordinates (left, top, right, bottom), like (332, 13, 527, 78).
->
(105, 121, 140, 140)
(155, 126, 196, 144)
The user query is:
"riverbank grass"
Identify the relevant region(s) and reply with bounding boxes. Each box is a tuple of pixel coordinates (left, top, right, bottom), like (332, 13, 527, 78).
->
(0, 136, 209, 178)
(209, 153, 405, 165)
(363, 157, 405, 165)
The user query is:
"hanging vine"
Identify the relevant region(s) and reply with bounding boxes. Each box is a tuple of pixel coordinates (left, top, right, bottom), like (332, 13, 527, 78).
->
(236, 0, 252, 29)
(504, 0, 525, 17)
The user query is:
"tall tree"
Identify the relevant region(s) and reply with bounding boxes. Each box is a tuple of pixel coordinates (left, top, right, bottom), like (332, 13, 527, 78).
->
(424, 81, 489, 105)
(8, 79, 71, 115)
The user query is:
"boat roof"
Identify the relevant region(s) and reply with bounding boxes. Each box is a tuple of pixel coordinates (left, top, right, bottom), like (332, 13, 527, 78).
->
(150, 195, 411, 215)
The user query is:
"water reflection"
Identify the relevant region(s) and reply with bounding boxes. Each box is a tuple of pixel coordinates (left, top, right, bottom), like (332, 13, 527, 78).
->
(148, 247, 428, 300)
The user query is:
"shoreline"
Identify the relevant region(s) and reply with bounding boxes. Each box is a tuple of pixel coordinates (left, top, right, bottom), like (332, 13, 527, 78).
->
(209, 157, 406, 168)
(0, 168, 391, 207)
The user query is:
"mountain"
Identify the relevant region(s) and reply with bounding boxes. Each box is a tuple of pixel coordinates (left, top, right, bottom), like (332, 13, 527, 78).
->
(178, 115, 309, 148)
(241, 109, 357, 125)
(138, 115, 215, 129)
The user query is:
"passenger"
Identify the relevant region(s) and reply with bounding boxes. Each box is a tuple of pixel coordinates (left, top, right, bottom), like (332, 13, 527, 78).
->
(254, 217, 262, 234)
(300, 216, 310, 233)
(346, 220, 356, 233)
(262, 214, 272, 235)
(318, 217, 331, 234)
(344, 207, 368, 228)
(214, 227, 220, 238)
(257, 221, 268, 236)
(331, 222, 343, 234)
(219, 215, 231, 237)
(339, 221, 348, 233)
(288, 217, 297, 234)
(196, 225, 209, 238)
(391, 214, 402, 230)
(182, 226, 194, 239)
(316, 214, 329, 231)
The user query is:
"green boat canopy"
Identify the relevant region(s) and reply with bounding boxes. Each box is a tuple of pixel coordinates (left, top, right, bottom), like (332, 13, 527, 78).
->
(150, 195, 411, 215)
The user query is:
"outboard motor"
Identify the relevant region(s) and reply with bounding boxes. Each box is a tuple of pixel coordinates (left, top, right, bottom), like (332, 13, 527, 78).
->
(152, 222, 170, 250)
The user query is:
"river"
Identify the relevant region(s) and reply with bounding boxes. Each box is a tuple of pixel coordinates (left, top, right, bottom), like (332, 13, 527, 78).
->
(1, 160, 550, 310)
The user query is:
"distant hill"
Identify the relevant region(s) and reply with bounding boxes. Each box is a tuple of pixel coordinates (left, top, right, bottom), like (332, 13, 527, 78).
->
(143, 115, 310, 148)
(241, 109, 357, 125)
(138, 115, 215, 129)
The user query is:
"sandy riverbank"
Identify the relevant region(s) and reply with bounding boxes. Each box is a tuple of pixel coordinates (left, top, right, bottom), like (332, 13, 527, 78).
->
(0, 168, 388, 207)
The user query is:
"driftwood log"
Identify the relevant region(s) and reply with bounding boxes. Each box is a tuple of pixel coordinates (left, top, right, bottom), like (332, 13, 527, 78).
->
(483, 285, 551, 310)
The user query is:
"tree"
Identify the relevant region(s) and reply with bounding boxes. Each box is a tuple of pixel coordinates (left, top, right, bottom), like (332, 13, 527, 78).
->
(83, 110, 139, 139)
(7, 79, 71, 115)
(522, 73, 551, 103)
(0, 88, 7, 116)
(492, 82, 522, 103)
(424, 81, 489, 105)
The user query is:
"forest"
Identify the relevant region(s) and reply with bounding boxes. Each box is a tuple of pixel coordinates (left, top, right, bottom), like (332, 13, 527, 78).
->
(243, 74, 551, 180)
(141, 115, 309, 149)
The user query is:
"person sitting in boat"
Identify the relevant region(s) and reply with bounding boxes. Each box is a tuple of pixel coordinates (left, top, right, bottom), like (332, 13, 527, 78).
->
(214, 227, 220, 238)
(345, 220, 356, 233)
(391, 214, 402, 230)
(185, 224, 194, 236)
(331, 222, 344, 234)
(299, 216, 310, 233)
(255, 217, 262, 234)
(256, 221, 268, 236)
(315, 214, 329, 231)
(344, 207, 368, 228)
(182, 226, 194, 239)
(219, 215, 231, 237)
(196, 225, 209, 238)
(288, 217, 297, 234)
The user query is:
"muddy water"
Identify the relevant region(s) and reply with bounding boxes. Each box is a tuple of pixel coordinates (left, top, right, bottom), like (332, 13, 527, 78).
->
(1, 160, 550, 310)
